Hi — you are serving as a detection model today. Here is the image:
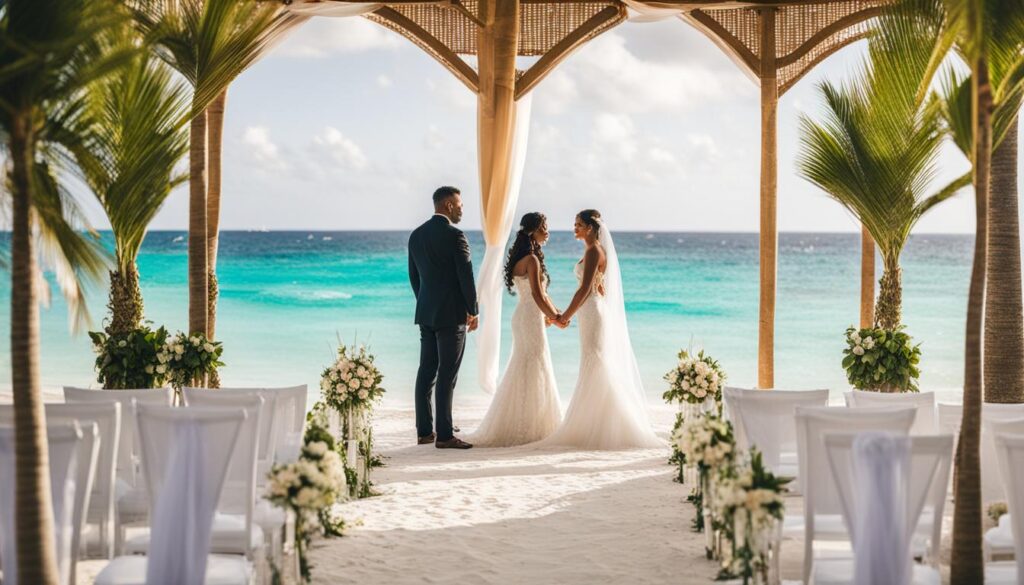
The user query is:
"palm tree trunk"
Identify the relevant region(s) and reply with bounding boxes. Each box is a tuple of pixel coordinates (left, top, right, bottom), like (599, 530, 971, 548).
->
(107, 262, 143, 339)
(984, 117, 1023, 403)
(189, 106, 208, 339)
(951, 55, 991, 585)
(9, 116, 60, 585)
(206, 89, 226, 342)
(860, 225, 875, 329)
(874, 255, 902, 331)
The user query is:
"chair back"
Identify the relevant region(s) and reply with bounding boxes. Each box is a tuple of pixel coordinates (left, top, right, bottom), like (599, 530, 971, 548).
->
(992, 433, 1024, 577)
(184, 387, 279, 466)
(725, 388, 829, 474)
(181, 391, 262, 557)
(847, 390, 938, 435)
(937, 402, 1024, 503)
(825, 433, 951, 585)
(135, 405, 245, 585)
(795, 405, 916, 585)
(265, 385, 308, 447)
(63, 387, 171, 487)
(0, 421, 91, 585)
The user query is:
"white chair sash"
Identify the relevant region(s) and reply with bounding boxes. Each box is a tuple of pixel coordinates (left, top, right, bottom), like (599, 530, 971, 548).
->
(851, 433, 913, 585)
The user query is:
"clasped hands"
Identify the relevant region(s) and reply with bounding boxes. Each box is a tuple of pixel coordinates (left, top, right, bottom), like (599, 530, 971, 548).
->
(545, 312, 571, 329)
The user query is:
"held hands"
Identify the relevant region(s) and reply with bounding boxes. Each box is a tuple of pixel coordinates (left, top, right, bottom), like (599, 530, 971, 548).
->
(467, 314, 479, 332)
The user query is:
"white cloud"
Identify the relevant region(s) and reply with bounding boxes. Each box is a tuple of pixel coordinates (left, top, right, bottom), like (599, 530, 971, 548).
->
(313, 127, 369, 170)
(534, 70, 578, 115)
(275, 18, 401, 58)
(242, 126, 287, 171)
(686, 133, 719, 158)
(648, 146, 676, 164)
(425, 124, 445, 150)
(376, 74, 393, 88)
(592, 112, 638, 160)
(426, 76, 476, 110)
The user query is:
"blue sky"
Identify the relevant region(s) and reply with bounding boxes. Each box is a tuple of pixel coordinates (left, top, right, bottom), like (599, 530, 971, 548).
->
(79, 14, 1021, 233)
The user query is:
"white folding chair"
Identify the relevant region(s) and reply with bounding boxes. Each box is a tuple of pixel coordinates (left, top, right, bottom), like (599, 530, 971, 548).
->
(0, 421, 97, 585)
(794, 406, 916, 584)
(723, 388, 830, 485)
(983, 418, 1024, 561)
(936, 401, 1024, 505)
(0, 402, 118, 562)
(815, 432, 950, 585)
(95, 405, 252, 585)
(63, 386, 173, 554)
(847, 391, 938, 436)
(984, 433, 1024, 584)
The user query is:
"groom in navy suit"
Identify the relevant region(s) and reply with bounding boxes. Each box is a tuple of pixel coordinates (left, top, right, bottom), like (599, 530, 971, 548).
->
(408, 186, 478, 449)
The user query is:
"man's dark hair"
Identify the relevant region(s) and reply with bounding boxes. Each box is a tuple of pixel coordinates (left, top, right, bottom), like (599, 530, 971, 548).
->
(433, 186, 460, 205)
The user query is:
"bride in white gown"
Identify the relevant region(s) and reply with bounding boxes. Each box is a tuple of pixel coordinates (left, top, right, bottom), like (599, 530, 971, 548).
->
(469, 212, 562, 447)
(544, 209, 662, 450)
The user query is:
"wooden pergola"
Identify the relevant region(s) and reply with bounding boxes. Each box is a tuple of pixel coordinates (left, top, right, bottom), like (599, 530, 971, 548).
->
(286, 0, 889, 389)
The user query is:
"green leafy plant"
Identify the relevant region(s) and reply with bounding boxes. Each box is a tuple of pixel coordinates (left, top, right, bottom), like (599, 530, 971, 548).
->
(160, 331, 224, 389)
(89, 325, 169, 389)
(842, 326, 922, 392)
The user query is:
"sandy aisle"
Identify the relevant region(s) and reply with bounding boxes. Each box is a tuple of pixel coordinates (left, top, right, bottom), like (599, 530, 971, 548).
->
(308, 402, 721, 585)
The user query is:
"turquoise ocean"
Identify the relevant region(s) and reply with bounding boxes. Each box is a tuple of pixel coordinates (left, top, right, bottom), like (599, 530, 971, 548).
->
(0, 231, 973, 406)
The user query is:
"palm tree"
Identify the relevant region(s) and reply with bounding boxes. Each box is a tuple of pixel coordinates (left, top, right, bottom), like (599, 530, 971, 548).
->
(0, 0, 128, 581)
(926, 0, 1024, 581)
(938, 64, 1024, 404)
(131, 0, 299, 347)
(82, 29, 190, 337)
(796, 1, 970, 332)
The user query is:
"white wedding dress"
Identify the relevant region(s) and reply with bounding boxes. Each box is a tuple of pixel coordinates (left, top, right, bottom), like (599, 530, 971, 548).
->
(542, 227, 663, 450)
(469, 275, 562, 447)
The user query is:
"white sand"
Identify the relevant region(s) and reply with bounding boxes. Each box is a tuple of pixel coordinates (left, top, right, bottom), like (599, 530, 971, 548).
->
(307, 401, 723, 585)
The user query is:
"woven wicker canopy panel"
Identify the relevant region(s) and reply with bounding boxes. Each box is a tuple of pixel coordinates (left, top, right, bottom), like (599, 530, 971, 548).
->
(681, 0, 886, 94)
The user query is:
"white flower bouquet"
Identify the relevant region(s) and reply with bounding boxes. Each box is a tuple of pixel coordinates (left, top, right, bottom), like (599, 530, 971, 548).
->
(320, 344, 385, 411)
(264, 442, 346, 514)
(663, 349, 726, 406)
(159, 331, 224, 390)
(673, 413, 735, 472)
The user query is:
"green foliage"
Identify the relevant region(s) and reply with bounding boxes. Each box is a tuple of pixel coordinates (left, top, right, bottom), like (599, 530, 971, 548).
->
(160, 331, 224, 389)
(89, 324, 168, 389)
(842, 326, 922, 392)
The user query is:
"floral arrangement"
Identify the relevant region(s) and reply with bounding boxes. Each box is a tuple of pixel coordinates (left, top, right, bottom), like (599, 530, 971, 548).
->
(673, 413, 736, 534)
(320, 343, 386, 499)
(842, 326, 921, 393)
(89, 325, 169, 389)
(265, 417, 348, 584)
(712, 449, 790, 583)
(989, 501, 1009, 524)
(663, 349, 726, 406)
(320, 344, 385, 411)
(158, 331, 224, 390)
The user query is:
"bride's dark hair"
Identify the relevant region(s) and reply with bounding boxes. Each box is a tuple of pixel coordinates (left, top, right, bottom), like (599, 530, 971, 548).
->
(504, 212, 549, 295)
(578, 209, 602, 238)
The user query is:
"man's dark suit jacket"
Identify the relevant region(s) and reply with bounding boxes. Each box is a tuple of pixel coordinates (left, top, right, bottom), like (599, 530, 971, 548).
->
(408, 215, 479, 328)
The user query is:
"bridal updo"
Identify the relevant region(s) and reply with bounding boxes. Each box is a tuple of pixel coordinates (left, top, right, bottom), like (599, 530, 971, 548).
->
(578, 209, 602, 238)
(504, 212, 550, 295)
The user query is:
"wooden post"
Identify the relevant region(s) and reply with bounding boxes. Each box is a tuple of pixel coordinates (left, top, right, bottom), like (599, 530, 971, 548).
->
(757, 8, 777, 389)
(860, 224, 875, 329)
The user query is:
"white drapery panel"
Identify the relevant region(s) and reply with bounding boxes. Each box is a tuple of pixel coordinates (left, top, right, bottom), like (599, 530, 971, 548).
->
(851, 433, 912, 585)
(476, 94, 532, 395)
(284, 1, 383, 17)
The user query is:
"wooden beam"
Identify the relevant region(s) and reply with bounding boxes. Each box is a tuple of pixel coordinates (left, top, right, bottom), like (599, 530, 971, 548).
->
(370, 6, 480, 93)
(757, 6, 777, 390)
(515, 5, 625, 99)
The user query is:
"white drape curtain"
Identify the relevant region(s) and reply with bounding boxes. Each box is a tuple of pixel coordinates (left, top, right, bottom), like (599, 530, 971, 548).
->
(284, 1, 383, 17)
(851, 432, 913, 585)
(621, 0, 685, 22)
(476, 93, 532, 395)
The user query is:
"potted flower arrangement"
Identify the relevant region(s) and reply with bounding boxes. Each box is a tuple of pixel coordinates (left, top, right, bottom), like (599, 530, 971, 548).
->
(842, 326, 921, 393)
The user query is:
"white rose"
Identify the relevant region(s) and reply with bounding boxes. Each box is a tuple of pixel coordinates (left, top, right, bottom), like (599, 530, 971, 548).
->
(156, 364, 167, 374)
(174, 345, 185, 355)
(348, 378, 360, 389)
(851, 332, 861, 343)
(118, 340, 127, 348)
(358, 389, 368, 400)
(335, 383, 345, 392)
(853, 345, 865, 356)
(863, 337, 875, 349)
(203, 342, 215, 353)
(295, 487, 319, 508)
(190, 336, 200, 346)
(304, 441, 328, 457)
(361, 377, 372, 389)
(356, 366, 367, 377)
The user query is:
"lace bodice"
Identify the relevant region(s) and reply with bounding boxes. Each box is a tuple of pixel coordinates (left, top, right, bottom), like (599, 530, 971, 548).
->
(574, 261, 605, 295)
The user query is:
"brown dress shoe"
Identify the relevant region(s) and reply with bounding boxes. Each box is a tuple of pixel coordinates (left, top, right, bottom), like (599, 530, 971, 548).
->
(418, 433, 436, 445)
(435, 437, 473, 449)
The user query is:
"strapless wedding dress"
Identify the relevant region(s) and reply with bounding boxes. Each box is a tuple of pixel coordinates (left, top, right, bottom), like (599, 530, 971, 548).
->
(541, 262, 662, 450)
(468, 276, 561, 447)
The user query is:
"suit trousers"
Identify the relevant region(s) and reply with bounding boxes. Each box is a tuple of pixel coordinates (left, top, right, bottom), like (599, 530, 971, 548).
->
(415, 324, 466, 441)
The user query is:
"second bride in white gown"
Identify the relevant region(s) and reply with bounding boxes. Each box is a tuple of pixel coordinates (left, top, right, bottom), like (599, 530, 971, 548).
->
(543, 209, 663, 450)
(469, 212, 562, 447)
